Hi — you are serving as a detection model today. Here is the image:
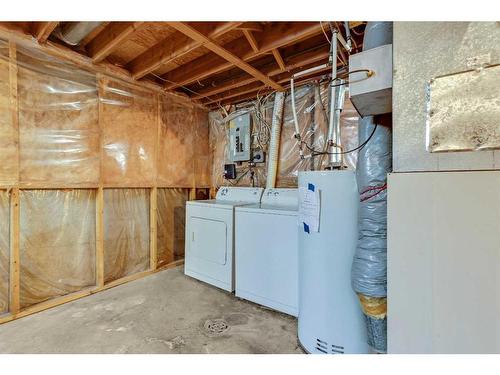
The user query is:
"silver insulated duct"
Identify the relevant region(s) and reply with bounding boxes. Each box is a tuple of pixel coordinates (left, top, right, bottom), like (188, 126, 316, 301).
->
(54, 22, 103, 46)
(351, 21, 393, 353)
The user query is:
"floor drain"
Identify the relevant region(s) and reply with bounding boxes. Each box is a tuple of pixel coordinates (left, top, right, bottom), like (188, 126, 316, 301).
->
(204, 319, 230, 335)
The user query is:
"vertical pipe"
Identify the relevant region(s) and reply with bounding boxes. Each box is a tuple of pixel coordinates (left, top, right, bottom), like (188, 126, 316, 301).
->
(266, 91, 285, 188)
(327, 29, 343, 168)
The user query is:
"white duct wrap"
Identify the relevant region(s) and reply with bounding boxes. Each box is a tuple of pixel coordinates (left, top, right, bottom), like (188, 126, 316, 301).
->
(266, 91, 285, 188)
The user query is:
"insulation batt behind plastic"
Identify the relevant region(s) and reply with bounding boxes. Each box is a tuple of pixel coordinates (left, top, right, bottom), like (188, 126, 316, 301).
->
(209, 83, 359, 188)
(157, 188, 189, 268)
(19, 189, 96, 308)
(0, 36, 210, 189)
(103, 189, 150, 284)
(0, 34, 209, 317)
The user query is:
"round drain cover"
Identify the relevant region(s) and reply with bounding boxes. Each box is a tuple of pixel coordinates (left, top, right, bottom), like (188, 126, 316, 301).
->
(204, 319, 230, 335)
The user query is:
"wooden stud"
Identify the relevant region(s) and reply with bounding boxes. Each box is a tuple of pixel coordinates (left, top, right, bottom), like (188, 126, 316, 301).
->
(96, 187, 104, 287)
(87, 22, 144, 63)
(149, 187, 158, 271)
(242, 30, 259, 53)
(32, 22, 59, 43)
(189, 188, 197, 201)
(96, 75, 105, 288)
(167, 22, 284, 92)
(271, 48, 286, 72)
(8, 41, 20, 314)
(9, 188, 20, 314)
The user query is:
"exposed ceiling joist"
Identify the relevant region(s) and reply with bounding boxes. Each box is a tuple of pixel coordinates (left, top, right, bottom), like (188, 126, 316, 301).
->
(208, 64, 331, 108)
(271, 48, 286, 71)
(79, 22, 110, 47)
(242, 30, 259, 53)
(236, 22, 264, 32)
(167, 22, 284, 92)
(129, 22, 243, 79)
(163, 22, 324, 90)
(32, 22, 59, 43)
(192, 46, 329, 100)
(204, 57, 335, 106)
(88, 22, 144, 63)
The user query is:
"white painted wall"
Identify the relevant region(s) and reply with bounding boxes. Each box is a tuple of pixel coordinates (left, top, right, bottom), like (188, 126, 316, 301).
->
(388, 171, 500, 353)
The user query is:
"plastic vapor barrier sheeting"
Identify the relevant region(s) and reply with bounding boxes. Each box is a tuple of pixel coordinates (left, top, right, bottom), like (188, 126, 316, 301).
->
(19, 189, 96, 309)
(0, 190, 9, 314)
(16, 45, 100, 185)
(209, 83, 359, 188)
(159, 95, 195, 187)
(100, 79, 157, 186)
(157, 188, 189, 268)
(0, 36, 210, 189)
(104, 188, 150, 284)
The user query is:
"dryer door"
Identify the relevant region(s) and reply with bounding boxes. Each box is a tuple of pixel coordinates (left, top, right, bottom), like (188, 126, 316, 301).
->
(190, 217, 227, 265)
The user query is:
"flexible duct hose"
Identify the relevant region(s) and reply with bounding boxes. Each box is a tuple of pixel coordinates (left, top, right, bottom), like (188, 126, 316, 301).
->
(266, 91, 285, 188)
(351, 21, 393, 353)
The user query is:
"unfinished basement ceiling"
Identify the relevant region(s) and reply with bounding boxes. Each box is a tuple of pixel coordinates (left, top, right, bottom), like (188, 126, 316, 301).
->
(0, 21, 366, 108)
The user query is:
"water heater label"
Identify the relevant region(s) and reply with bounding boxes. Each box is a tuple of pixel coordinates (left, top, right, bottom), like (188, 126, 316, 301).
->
(299, 184, 320, 233)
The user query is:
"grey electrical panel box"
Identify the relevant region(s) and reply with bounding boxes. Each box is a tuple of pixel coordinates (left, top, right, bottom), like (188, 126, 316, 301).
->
(229, 113, 251, 162)
(349, 44, 393, 117)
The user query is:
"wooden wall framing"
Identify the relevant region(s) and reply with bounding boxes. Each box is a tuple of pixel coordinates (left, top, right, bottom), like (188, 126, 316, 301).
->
(0, 36, 210, 324)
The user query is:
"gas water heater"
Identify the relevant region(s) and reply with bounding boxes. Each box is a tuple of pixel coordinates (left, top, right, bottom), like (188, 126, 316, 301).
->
(298, 170, 368, 354)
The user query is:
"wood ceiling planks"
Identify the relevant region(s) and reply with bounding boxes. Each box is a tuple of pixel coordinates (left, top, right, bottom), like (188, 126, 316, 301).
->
(0, 20, 365, 107)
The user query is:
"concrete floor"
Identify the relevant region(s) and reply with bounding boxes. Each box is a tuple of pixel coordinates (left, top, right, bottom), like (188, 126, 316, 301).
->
(0, 266, 303, 354)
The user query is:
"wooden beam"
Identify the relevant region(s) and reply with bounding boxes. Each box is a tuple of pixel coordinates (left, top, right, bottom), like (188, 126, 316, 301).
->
(0, 23, 168, 95)
(79, 22, 110, 47)
(236, 22, 263, 32)
(87, 22, 144, 63)
(163, 22, 323, 90)
(272, 48, 286, 71)
(192, 45, 329, 100)
(32, 22, 59, 43)
(167, 22, 284, 92)
(206, 60, 332, 106)
(129, 22, 243, 80)
(242, 30, 259, 53)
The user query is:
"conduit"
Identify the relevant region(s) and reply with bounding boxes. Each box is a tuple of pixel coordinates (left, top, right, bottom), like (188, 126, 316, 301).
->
(266, 91, 285, 188)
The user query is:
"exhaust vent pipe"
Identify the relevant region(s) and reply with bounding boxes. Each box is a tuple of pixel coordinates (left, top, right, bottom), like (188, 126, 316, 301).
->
(54, 22, 103, 46)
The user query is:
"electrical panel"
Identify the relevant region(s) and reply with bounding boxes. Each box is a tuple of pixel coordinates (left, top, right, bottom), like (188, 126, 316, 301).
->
(229, 113, 251, 162)
(349, 44, 393, 116)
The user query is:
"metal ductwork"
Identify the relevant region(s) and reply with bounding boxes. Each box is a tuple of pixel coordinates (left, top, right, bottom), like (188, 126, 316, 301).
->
(54, 22, 103, 46)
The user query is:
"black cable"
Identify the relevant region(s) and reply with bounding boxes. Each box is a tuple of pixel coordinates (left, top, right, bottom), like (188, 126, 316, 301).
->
(304, 123, 378, 156)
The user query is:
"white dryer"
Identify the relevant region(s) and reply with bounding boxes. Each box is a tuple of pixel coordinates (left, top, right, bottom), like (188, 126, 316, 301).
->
(184, 186, 264, 292)
(235, 188, 299, 316)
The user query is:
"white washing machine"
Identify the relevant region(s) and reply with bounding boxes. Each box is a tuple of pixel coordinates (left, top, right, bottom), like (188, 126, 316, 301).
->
(235, 188, 299, 316)
(184, 186, 264, 292)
